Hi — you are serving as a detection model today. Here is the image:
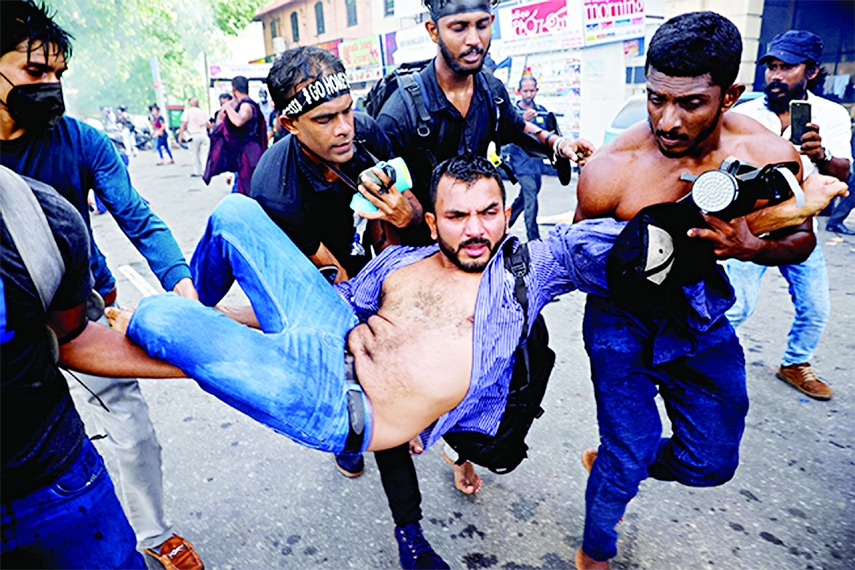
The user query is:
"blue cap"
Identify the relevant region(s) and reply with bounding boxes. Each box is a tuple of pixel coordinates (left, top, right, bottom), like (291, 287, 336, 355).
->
(758, 30, 823, 65)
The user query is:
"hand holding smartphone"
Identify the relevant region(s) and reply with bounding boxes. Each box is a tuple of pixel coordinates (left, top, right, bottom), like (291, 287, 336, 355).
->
(789, 100, 811, 145)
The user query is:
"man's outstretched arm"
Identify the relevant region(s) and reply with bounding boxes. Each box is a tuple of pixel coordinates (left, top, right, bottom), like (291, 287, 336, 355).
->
(741, 173, 848, 235)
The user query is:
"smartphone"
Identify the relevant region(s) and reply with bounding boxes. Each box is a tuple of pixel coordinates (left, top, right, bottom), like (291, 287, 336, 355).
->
(789, 100, 811, 145)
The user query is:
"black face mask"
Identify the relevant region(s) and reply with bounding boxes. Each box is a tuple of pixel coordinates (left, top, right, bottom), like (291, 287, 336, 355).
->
(1, 73, 66, 131)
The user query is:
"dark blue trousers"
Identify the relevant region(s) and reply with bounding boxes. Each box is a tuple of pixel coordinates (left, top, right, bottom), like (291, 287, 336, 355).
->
(581, 295, 748, 561)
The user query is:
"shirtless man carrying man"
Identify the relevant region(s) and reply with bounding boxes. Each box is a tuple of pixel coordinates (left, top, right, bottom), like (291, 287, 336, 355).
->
(571, 12, 848, 570)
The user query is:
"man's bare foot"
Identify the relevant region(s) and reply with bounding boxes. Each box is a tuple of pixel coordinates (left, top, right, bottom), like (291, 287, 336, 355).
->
(105, 306, 135, 334)
(442, 450, 482, 494)
(575, 548, 610, 570)
(215, 304, 260, 329)
(581, 448, 624, 525)
(581, 448, 598, 473)
(409, 436, 424, 455)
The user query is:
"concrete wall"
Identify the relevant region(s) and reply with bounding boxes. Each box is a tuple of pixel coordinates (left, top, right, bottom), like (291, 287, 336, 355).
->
(581, 42, 628, 146)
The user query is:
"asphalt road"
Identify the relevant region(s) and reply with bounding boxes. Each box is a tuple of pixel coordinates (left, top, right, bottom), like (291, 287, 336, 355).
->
(90, 145, 854, 570)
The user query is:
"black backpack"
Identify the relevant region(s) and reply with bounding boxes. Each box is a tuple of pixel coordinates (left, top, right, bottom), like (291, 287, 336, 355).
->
(443, 242, 556, 474)
(363, 60, 502, 167)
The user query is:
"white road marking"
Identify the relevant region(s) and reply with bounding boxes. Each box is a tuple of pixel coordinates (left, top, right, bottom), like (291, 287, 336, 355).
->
(117, 265, 160, 298)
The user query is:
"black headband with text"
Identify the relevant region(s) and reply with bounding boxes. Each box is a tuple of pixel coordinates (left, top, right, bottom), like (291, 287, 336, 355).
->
(282, 72, 350, 117)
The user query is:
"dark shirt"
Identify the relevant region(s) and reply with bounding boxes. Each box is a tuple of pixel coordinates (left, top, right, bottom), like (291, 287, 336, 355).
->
(505, 101, 550, 176)
(1, 180, 91, 500)
(376, 59, 526, 225)
(250, 112, 392, 277)
(0, 116, 191, 295)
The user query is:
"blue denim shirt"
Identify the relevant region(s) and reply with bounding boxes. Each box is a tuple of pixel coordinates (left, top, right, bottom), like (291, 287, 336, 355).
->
(336, 219, 733, 448)
(0, 116, 191, 295)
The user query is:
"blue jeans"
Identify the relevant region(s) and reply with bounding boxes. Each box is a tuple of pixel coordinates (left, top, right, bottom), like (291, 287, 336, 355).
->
(156, 134, 172, 160)
(127, 194, 368, 453)
(509, 173, 542, 241)
(827, 170, 855, 227)
(1, 438, 145, 569)
(724, 245, 829, 365)
(581, 296, 748, 562)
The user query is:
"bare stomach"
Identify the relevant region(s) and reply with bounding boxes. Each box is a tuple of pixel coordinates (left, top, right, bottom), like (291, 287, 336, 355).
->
(347, 315, 473, 451)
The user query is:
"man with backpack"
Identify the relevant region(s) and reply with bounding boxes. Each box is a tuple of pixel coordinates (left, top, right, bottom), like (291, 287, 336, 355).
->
(364, 0, 594, 563)
(0, 2, 203, 567)
(0, 166, 195, 569)
(369, 0, 595, 247)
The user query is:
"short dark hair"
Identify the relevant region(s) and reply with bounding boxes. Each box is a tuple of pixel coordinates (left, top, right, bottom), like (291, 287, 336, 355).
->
(519, 76, 537, 90)
(428, 154, 505, 212)
(421, 0, 500, 21)
(266, 46, 346, 111)
(218, 92, 233, 102)
(646, 11, 742, 89)
(1, 0, 73, 63)
(231, 75, 249, 94)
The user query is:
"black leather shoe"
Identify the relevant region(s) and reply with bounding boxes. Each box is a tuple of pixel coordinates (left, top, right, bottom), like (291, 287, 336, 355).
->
(334, 453, 364, 477)
(827, 223, 855, 235)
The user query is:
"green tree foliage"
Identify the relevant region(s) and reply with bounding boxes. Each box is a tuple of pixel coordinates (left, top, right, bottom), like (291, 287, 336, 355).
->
(48, 0, 266, 117)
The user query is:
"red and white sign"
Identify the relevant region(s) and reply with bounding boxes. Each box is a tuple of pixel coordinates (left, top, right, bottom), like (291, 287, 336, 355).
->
(498, 0, 583, 56)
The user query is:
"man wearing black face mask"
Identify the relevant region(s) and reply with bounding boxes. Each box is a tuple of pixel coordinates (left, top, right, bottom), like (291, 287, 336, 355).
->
(0, 2, 204, 567)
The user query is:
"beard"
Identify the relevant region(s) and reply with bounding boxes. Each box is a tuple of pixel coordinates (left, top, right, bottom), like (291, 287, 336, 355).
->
(764, 80, 806, 114)
(438, 34, 489, 76)
(649, 107, 722, 159)
(437, 235, 498, 273)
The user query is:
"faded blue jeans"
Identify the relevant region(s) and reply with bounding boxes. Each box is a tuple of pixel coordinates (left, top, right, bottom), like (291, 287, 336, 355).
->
(581, 296, 748, 562)
(1, 438, 145, 569)
(509, 173, 542, 241)
(127, 194, 368, 454)
(723, 245, 829, 366)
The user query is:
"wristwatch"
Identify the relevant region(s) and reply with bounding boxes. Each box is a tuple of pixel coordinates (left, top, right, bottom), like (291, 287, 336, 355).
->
(818, 147, 833, 164)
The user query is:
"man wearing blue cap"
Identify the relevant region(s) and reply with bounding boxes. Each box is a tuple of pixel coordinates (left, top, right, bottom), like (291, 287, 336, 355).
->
(727, 29, 852, 401)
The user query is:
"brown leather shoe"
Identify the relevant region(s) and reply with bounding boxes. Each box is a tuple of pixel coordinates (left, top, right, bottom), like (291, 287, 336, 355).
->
(144, 534, 204, 570)
(776, 363, 833, 400)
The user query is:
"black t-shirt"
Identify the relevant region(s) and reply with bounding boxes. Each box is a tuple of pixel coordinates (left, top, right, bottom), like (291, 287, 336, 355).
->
(250, 112, 392, 277)
(1, 179, 92, 500)
(376, 60, 527, 225)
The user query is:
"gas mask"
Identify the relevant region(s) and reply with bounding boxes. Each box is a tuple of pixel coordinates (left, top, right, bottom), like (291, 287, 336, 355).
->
(679, 156, 803, 220)
(1, 73, 66, 131)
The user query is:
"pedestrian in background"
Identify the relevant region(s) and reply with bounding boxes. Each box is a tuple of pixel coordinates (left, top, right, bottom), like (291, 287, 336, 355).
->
(726, 29, 852, 400)
(177, 97, 209, 178)
(149, 103, 174, 165)
(505, 70, 555, 240)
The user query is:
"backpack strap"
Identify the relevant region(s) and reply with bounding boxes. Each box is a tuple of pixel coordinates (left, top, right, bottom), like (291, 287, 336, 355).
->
(398, 72, 433, 138)
(478, 72, 503, 148)
(0, 166, 65, 312)
(503, 239, 530, 340)
(398, 69, 439, 168)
